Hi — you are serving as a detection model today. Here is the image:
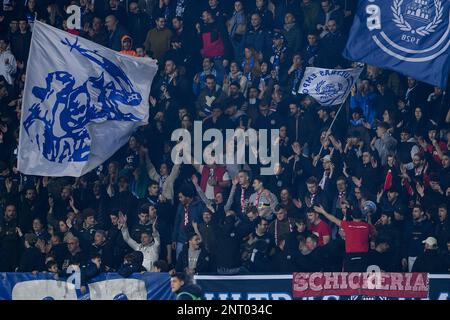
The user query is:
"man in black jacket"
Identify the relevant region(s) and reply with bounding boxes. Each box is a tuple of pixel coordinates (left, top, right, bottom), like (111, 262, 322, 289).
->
(319, 19, 346, 68)
(176, 233, 211, 274)
(90, 230, 115, 271)
(215, 212, 242, 274)
(17, 186, 48, 233)
(81, 253, 103, 287)
(0, 204, 20, 271)
(286, 100, 311, 146)
(295, 234, 326, 271)
(272, 234, 299, 272)
(127, 2, 153, 48)
(17, 233, 44, 272)
(412, 237, 447, 273)
(105, 14, 129, 51)
(228, 170, 254, 215)
(130, 204, 153, 242)
(10, 18, 31, 67)
(171, 272, 203, 300)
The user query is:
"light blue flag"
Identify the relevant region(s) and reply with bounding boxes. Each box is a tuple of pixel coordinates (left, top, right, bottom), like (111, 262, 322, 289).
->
(298, 67, 363, 106)
(18, 21, 158, 177)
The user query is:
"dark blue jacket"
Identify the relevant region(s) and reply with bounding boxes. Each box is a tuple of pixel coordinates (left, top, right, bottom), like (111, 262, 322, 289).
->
(243, 27, 272, 59)
(403, 218, 434, 258)
(172, 200, 206, 243)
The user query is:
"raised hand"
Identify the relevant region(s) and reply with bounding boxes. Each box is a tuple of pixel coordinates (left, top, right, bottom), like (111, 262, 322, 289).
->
(66, 218, 73, 229)
(16, 227, 23, 237)
(415, 182, 425, 196)
(5, 178, 12, 193)
(153, 216, 158, 230)
(293, 198, 302, 209)
(376, 190, 384, 203)
(351, 176, 362, 187)
(313, 205, 326, 215)
(69, 196, 76, 209)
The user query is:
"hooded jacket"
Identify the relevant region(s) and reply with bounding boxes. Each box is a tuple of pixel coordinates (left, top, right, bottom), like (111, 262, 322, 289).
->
(120, 35, 137, 56)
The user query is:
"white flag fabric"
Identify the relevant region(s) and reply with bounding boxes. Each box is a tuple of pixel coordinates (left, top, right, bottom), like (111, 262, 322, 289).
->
(18, 21, 158, 177)
(298, 67, 363, 106)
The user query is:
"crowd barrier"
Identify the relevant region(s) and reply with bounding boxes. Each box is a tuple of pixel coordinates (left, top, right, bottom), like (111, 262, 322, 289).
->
(0, 272, 448, 300)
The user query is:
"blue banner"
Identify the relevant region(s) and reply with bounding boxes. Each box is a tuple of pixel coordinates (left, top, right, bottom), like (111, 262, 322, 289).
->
(1, 273, 448, 300)
(0, 272, 174, 300)
(194, 275, 294, 300)
(428, 274, 450, 300)
(343, 0, 450, 88)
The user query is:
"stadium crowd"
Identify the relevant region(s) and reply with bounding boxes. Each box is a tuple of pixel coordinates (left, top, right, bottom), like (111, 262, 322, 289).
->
(0, 0, 449, 283)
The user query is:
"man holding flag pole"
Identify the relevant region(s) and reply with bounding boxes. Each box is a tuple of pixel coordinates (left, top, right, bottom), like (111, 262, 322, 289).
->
(298, 65, 364, 165)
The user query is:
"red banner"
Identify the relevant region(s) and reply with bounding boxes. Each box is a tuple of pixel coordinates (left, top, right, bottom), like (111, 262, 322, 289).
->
(293, 273, 428, 298)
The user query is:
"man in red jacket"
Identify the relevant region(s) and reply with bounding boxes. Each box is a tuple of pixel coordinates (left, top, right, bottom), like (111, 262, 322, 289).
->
(196, 9, 232, 79)
(314, 205, 375, 272)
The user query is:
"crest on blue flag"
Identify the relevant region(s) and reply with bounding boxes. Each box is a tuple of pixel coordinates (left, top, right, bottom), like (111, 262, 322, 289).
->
(299, 67, 363, 106)
(343, 0, 450, 88)
(18, 21, 158, 177)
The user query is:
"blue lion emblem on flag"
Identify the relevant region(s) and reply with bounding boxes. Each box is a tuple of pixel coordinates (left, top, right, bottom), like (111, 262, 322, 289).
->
(23, 37, 143, 163)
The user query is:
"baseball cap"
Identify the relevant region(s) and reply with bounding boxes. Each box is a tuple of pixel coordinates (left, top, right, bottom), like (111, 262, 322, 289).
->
(422, 237, 438, 247)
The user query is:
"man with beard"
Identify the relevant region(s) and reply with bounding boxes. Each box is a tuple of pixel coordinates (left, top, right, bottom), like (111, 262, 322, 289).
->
(195, 74, 227, 119)
(127, 1, 153, 48)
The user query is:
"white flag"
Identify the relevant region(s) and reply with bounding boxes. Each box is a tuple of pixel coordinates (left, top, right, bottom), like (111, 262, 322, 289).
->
(18, 21, 158, 177)
(298, 67, 363, 106)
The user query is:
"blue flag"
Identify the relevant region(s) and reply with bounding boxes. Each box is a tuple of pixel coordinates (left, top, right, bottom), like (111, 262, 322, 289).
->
(343, 0, 450, 88)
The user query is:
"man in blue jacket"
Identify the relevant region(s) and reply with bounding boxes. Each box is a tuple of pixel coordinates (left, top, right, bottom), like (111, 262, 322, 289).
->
(243, 13, 272, 60)
(172, 186, 206, 259)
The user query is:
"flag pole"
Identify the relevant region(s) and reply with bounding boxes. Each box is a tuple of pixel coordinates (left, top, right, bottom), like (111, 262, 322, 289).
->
(313, 89, 353, 166)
